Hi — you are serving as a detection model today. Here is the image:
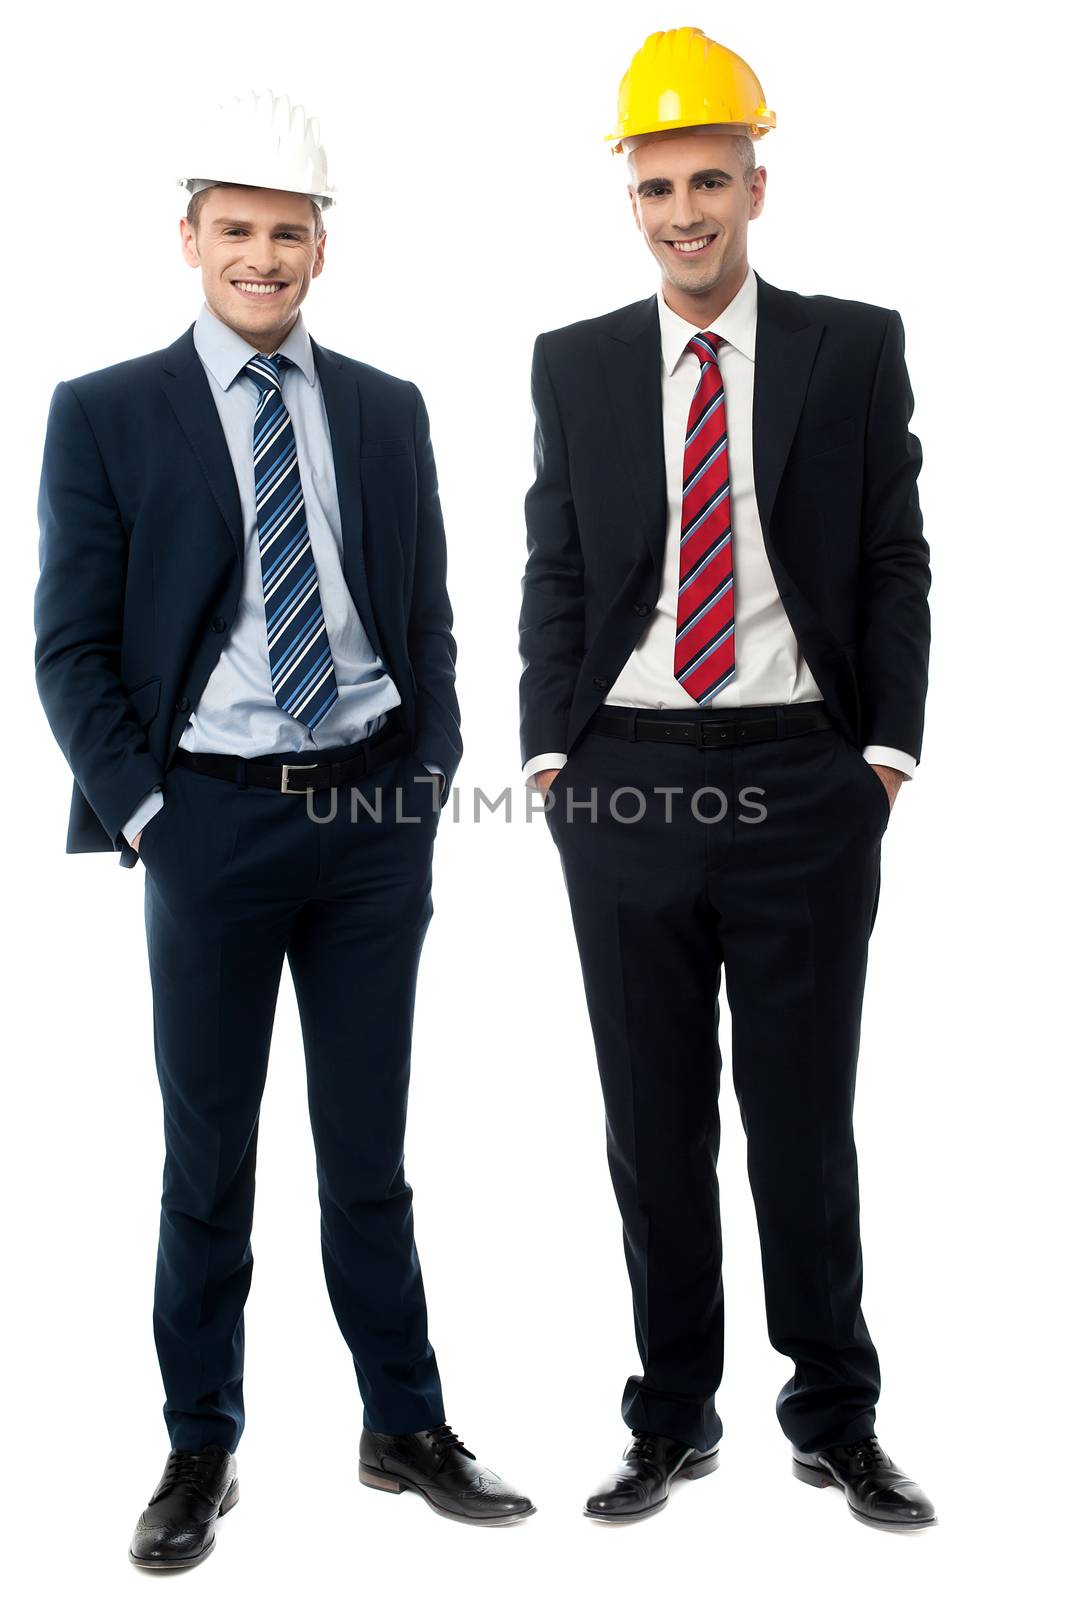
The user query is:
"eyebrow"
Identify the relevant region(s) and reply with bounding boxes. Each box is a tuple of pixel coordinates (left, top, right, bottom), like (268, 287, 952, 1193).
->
(636, 168, 734, 195)
(210, 218, 312, 233)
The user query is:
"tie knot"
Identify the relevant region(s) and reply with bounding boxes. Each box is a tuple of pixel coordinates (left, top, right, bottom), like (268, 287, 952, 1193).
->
(245, 351, 287, 396)
(687, 330, 724, 364)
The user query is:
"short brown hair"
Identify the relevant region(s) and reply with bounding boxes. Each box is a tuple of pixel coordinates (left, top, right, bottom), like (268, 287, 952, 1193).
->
(185, 186, 325, 240)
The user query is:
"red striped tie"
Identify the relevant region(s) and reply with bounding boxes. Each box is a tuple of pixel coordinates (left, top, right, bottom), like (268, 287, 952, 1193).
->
(673, 331, 736, 703)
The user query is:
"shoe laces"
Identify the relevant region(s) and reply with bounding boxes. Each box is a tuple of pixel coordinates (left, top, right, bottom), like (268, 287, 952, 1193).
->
(425, 1422, 472, 1458)
(628, 1431, 661, 1462)
(153, 1447, 223, 1500)
(843, 1437, 889, 1474)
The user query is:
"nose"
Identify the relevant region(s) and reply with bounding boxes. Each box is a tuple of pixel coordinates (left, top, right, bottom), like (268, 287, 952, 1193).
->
(670, 194, 702, 232)
(244, 236, 283, 277)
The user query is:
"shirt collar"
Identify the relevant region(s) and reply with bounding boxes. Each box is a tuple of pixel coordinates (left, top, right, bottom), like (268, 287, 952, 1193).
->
(658, 261, 757, 375)
(193, 300, 317, 391)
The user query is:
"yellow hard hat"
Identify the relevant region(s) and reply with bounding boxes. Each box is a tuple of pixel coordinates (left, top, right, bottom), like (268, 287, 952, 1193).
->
(606, 27, 776, 153)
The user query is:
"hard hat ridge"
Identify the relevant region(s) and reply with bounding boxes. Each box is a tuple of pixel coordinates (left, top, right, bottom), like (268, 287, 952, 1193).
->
(178, 87, 337, 210)
(606, 27, 775, 153)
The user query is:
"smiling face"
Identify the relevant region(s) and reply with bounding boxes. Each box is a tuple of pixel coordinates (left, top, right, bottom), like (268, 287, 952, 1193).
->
(179, 184, 326, 352)
(626, 127, 765, 324)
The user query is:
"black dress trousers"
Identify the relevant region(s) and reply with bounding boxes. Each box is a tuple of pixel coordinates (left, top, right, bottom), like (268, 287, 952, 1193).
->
(544, 707, 889, 1456)
(138, 742, 444, 1454)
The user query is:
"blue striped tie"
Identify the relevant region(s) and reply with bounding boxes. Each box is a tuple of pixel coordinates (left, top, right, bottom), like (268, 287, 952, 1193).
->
(245, 352, 339, 730)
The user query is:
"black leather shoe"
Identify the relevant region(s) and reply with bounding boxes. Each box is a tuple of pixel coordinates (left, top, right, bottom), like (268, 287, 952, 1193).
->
(584, 1430, 720, 1521)
(359, 1422, 535, 1524)
(129, 1444, 239, 1569)
(792, 1436, 936, 1528)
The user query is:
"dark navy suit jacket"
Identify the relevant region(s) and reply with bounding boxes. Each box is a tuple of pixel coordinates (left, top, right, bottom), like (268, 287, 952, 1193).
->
(519, 271, 931, 767)
(35, 325, 462, 864)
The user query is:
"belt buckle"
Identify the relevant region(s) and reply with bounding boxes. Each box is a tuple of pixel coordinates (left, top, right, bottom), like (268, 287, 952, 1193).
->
(699, 719, 736, 749)
(280, 762, 318, 794)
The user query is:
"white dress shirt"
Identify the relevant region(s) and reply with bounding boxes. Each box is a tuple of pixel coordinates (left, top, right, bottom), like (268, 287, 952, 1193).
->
(523, 264, 915, 783)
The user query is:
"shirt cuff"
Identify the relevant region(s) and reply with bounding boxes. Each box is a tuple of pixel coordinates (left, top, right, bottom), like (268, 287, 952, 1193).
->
(522, 752, 568, 786)
(122, 787, 164, 847)
(420, 761, 449, 804)
(862, 745, 916, 780)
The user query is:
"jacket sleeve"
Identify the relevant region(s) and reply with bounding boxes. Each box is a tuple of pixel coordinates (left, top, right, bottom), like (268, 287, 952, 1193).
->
(518, 333, 587, 764)
(407, 382, 461, 792)
(34, 381, 164, 847)
(858, 309, 932, 763)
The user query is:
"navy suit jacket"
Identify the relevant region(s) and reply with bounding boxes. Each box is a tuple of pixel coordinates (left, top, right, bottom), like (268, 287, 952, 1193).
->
(519, 271, 931, 766)
(35, 324, 462, 863)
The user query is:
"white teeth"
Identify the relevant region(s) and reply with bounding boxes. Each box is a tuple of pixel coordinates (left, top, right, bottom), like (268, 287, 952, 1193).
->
(672, 236, 715, 253)
(234, 281, 283, 294)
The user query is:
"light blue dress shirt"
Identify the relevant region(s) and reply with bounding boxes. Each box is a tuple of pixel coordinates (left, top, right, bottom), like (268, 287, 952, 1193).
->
(124, 303, 437, 845)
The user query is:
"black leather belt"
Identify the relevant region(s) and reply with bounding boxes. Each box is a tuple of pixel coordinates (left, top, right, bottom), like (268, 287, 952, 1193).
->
(172, 721, 411, 792)
(587, 703, 836, 749)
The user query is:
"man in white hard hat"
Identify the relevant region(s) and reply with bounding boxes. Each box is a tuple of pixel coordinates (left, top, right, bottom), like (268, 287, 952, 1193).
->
(35, 90, 534, 1567)
(519, 30, 936, 1528)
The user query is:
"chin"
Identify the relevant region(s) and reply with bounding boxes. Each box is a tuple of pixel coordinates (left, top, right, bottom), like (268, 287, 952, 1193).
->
(666, 267, 717, 294)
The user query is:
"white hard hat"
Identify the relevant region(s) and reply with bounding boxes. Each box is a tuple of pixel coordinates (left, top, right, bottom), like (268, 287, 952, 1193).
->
(178, 89, 337, 210)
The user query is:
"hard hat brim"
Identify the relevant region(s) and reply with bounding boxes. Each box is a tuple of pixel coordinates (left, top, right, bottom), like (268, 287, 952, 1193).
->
(608, 116, 775, 153)
(178, 176, 336, 209)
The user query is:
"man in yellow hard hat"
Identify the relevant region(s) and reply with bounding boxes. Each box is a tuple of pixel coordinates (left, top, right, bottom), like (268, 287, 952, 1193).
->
(519, 29, 935, 1529)
(35, 90, 534, 1568)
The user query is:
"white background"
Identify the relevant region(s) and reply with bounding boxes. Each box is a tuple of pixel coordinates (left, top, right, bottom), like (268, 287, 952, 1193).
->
(3, 0, 1060, 1594)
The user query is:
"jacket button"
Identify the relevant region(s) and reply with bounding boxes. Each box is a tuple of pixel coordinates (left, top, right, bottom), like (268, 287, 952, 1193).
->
(175, 696, 190, 712)
(633, 602, 651, 616)
(211, 615, 228, 633)
(593, 676, 609, 690)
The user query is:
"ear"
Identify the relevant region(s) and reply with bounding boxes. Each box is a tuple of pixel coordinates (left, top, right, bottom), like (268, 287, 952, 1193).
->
(748, 166, 767, 219)
(311, 230, 327, 278)
(627, 185, 641, 230)
(179, 216, 200, 269)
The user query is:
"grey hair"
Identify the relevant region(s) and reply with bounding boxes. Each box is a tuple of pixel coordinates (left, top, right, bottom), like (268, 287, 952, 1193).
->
(626, 130, 758, 187)
(730, 133, 756, 187)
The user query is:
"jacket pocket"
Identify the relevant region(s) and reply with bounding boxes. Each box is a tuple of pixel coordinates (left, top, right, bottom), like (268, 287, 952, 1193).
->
(795, 413, 856, 460)
(361, 438, 411, 458)
(127, 676, 161, 726)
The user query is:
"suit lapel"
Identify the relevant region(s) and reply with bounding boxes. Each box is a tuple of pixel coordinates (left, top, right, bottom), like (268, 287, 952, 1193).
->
(161, 326, 384, 662)
(161, 325, 244, 564)
(595, 274, 826, 575)
(311, 336, 384, 661)
(751, 271, 825, 537)
(596, 297, 667, 578)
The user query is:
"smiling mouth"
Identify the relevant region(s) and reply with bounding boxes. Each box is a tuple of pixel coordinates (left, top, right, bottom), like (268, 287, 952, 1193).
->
(231, 280, 287, 297)
(665, 233, 718, 255)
